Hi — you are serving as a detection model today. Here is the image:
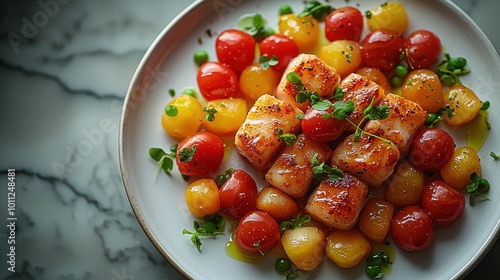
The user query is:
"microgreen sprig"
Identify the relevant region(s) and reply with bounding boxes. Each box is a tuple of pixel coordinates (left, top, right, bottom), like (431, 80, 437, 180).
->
(148, 145, 177, 176)
(298, 1, 333, 22)
(436, 54, 470, 86)
(490, 151, 500, 160)
(277, 128, 297, 145)
(279, 214, 312, 234)
(215, 168, 235, 187)
(238, 13, 275, 41)
(178, 145, 197, 162)
(311, 153, 344, 181)
(204, 107, 217, 122)
(466, 172, 491, 206)
(425, 106, 454, 128)
(259, 54, 279, 70)
(182, 215, 226, 252)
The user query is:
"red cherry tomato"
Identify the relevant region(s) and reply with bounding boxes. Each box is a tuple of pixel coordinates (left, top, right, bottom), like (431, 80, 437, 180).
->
(421, 180, 465, 227)
(197, 61, 240, 100)
(219, 170, 258, 219)
(259, 34, 300, 72)
(391, 206, 435, 252)
(409, 128, 455, 172)
(361, 29, 405, 72)
(324, 6, 364, 42)
(234, 210, 281, 256)
(216, 29, 255, 75)
(301, 106, 347, 143)
(176, 132, 224, 176)
(405, 30, 441, 70)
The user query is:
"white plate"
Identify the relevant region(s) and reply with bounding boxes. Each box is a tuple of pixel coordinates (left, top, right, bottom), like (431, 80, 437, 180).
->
(119, 1, 500, 279)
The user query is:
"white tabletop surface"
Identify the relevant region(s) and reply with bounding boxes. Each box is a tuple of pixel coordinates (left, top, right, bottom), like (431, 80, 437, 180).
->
(0, 0, 498, 279)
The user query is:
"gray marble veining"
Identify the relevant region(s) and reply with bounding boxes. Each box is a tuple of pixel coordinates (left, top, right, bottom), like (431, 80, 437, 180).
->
(0, 0, 498, 279)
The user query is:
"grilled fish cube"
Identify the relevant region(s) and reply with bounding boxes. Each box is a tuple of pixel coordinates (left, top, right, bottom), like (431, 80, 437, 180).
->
(235, 94, 303, 170)
(265, 133, 333, 199)
(275, 53, 341, 112)
(340, 73, 386, 133)
(305, 173, 369, 230)
(330, 134, 400, 187)
(363, 93, 428, 157)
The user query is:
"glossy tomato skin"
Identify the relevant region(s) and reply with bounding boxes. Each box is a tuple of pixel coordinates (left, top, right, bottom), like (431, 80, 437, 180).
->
(219, 170, 258, 219)
(421, 180, 465, 227)
(259, 34, 300, 72)
(234, 210, 281, 256)
(409, 128, 455, 172)
(405, 30, 441, 70)
(197, 61, 240, 100)
(216, 29, 256, 75)
(391, 206, 434, 251)
(325, 6, 364, 42)
(361, 29, 405, 72)
(176, 132, 224, 176)
(301, 106, 347, 143)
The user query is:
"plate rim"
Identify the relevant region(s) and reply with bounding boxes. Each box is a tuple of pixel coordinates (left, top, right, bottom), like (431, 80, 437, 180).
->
(118, 1, 500, 279)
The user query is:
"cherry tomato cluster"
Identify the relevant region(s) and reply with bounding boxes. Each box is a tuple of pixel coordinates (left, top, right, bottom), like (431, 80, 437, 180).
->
(154, 0, 490, 277)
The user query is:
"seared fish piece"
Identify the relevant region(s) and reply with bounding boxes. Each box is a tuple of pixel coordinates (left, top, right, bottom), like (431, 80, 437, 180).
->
(235, 94, 303, 170)
(275, 54, 341, 112)
(340, 73, 386, 133)
(265, 133, 333, 199)
(364, 93, 428, 157)
(305, 173, 369, 230)
(330, 134, 400, 187)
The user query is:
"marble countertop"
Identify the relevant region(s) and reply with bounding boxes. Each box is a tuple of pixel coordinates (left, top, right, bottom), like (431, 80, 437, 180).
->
(0, 0, 498, 279)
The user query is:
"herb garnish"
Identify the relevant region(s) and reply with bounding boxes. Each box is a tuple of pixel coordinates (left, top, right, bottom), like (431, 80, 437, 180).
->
(179, 145, 197, 162)
(148, 145, 177, 176)
(182, 215, 226, 252)
(425, 106, 454, 128)
(215, 168, 235, 187)
(491, 152, 500, 160)
(466, 172, 491, 206)
(311, 153, 344, 181)
(204, 107, 217, 122)
(277, 128, 297, 145)
(298, 1, 334, 22)
(238, 13, 274, 41)
(259, 54, 279, 70)
(279, 214, 311, 234)
(436, 54, 470, 86)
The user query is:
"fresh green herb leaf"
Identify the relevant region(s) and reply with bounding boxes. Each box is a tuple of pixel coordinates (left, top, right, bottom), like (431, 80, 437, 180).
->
(436, 54, 470, 86)
(466, 172, 491, 206)
(279, 214, 312, 234)
(365, 10, 372, 19)
(311, 153, 344, 181)
(215, 168, 235, 187)
(164, 105, 178, 117)
(238, 13, 274, 41)
(259, 54, 279, 70)
(204, 107, 217, 122)
(148, 147, 176, 176)
(425, 106, 454, 128)
(183, 214, 226, 252)
(279, 4, 294, 16)
(277, 128, 297, 145)
(331, 100, 354, 120)
(286, 72, 305, 91)
(334, 86, 344, 100)
(296, 113, 305, 120)
(298, 1, 333, 22)
(311, 98, 332, 111)
(168, 88, 176, 97)
(179, 145, 197, 162)
(490, 151, 500, 160)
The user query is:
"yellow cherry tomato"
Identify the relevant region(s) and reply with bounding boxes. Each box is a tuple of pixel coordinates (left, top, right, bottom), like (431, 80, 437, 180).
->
(440, 146, 482, 189)
(202, 98, 248, 136)
(161, 94, 203, 139)
(278, 14, 319, 53)
(326, 229, 372, 268)
(443, 85, 482, 126)
(185, 179, 220, 217)
(358, 198, 394, 243)
(402, 69, 444, 113)
(239, 64, 281, 103)
(317, 40, 361, 78)
(366, 2, 408, 33)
